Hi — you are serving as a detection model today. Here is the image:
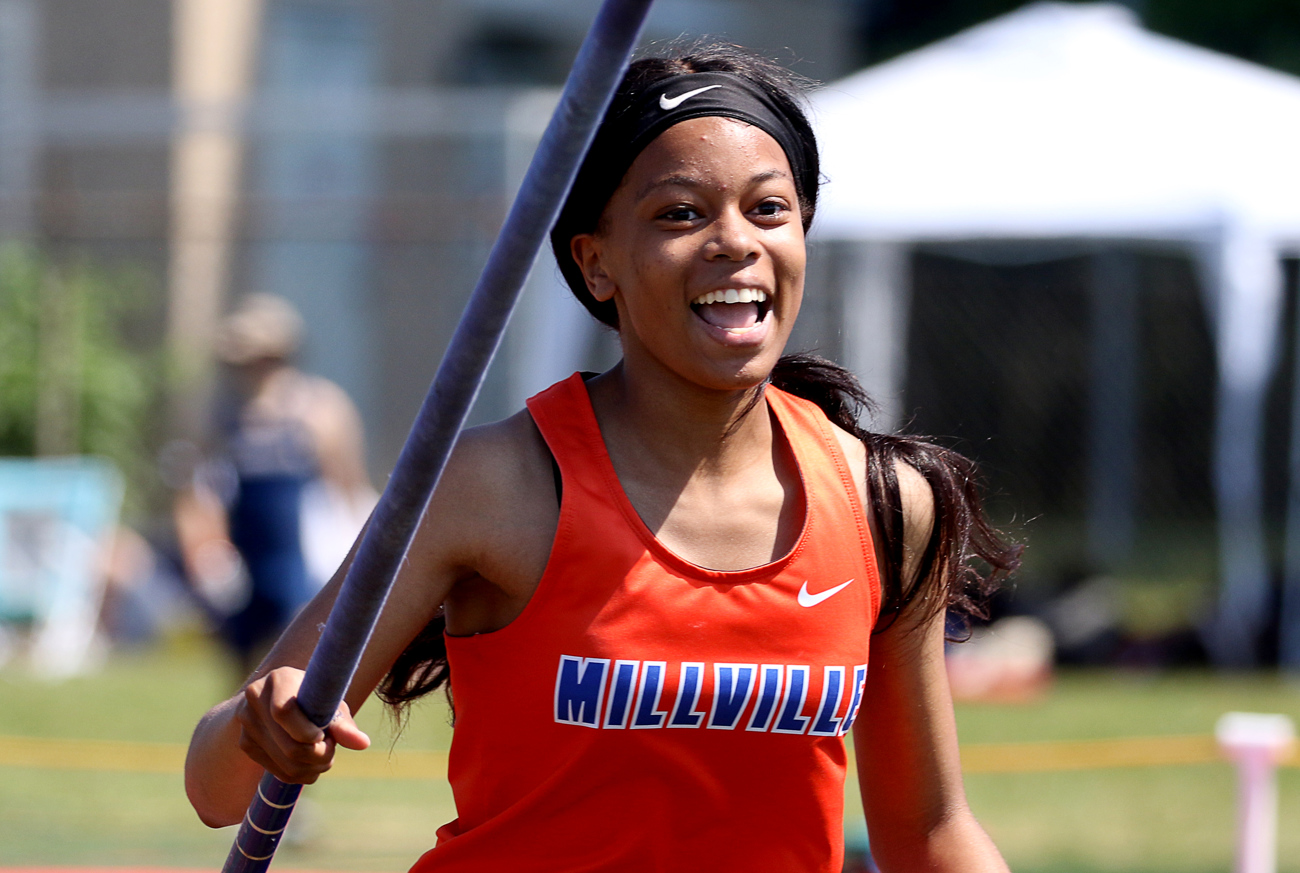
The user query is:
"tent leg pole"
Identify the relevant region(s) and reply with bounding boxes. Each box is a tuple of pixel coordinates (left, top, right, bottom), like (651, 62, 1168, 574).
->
(1211, 378, 1272, 668)
(1086, 249, 1140, 569)
(840, 240, 910, 432)
(1281, 268, 1300, 673)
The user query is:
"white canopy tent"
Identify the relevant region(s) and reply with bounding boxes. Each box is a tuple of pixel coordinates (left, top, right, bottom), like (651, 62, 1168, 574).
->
(810, 1, 1300, 667)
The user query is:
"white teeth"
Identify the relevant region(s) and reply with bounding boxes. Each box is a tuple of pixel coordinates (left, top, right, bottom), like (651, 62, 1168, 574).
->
(690, 289, 770, 306)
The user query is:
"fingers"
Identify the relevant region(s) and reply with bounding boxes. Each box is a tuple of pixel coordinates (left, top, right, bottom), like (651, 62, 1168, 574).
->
(328, 701, 372, 752)
(235, 668, 347, 784)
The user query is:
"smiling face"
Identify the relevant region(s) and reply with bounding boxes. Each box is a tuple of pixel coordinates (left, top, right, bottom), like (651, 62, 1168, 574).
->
(570, 116, 806, 394)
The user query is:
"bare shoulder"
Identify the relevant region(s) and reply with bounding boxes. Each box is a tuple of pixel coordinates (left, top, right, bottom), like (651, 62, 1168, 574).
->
(432, 409, 553, 524)
(277, 371, 352, 416)
(828, 424, 934, 583)
(301, 372, 351, 403)
(420, 407, 558, 582)
(893, 457, 935, 556)
(828, 421, 867, 506)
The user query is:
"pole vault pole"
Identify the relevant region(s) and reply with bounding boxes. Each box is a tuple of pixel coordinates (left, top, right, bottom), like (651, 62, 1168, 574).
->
(222, 0, 653, 867)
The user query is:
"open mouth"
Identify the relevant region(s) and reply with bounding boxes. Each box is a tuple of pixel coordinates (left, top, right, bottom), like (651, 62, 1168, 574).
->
(690, 289, 771, 332)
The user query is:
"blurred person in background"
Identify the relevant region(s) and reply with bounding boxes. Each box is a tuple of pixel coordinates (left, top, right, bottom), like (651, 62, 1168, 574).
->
(174, 294, 375, 679)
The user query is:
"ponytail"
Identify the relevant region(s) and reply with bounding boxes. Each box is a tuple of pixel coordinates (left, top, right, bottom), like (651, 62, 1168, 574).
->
(376, 609, 451, 718)
(769, 353, 1021, 632)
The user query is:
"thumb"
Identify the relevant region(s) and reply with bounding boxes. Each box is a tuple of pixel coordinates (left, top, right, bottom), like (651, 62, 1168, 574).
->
(328, 702, 371, 752)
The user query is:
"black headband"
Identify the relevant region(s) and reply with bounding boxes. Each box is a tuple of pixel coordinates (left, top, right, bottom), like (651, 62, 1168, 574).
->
(596, 71, 813, 199)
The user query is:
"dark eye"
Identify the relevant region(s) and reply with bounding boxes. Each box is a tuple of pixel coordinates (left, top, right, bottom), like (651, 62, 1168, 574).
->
(752, 199, 789, 220)
(658, 206, 700, 223)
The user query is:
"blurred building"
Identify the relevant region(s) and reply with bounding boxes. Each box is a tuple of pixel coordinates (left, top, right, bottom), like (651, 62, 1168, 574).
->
(0, 0, 859, 478)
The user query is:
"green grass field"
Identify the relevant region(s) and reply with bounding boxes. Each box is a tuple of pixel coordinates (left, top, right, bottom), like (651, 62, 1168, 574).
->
(1, 634, 1298, 872)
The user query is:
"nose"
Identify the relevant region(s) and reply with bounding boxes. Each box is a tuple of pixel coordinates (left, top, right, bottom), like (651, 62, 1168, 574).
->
(705, 207, 759, 262)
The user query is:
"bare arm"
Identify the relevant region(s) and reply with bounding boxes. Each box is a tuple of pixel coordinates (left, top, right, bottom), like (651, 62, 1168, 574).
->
(184, 505, 459, 827)
(304, 377, 373, 498)
(855, 461, 1008, 872)
(184, 412, 557, 827)
(184, 549, 375, 827)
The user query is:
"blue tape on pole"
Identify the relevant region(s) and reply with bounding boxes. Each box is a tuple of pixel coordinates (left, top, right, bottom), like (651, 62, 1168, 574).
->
(221, 0, 654, 869)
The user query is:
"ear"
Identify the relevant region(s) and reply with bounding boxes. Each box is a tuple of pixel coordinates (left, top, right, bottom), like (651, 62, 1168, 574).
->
(570, 233, 617, 303)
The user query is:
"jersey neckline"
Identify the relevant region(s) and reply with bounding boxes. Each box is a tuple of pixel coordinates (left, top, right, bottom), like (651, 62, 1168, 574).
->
(568, 374, 814, 583)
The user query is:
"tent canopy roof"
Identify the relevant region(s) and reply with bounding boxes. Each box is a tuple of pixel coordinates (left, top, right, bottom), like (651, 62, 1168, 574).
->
(811, 2, 1300, 244)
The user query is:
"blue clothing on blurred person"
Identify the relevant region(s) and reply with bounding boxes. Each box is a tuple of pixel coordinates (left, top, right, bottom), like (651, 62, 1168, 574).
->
(222, 413, 317, 663)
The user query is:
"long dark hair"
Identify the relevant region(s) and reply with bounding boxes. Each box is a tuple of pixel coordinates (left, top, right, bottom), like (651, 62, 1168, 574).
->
(770, 354, 1020, 630)
(377, 45, 1020, 718)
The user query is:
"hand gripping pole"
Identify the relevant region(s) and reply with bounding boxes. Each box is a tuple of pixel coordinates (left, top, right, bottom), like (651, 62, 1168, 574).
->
(221, 0, 653, 867)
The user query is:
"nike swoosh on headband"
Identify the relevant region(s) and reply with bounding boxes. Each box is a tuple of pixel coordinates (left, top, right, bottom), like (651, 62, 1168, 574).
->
(659, 84, 724, 110)
(797, 579, 854, 608)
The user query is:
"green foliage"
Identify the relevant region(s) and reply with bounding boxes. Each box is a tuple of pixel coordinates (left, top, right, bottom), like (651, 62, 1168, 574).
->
(0, 248, 41, 455)
(0, 245, 163, 517)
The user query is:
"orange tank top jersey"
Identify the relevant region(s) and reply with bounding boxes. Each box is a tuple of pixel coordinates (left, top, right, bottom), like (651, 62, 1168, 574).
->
(410, 373, 881, 873)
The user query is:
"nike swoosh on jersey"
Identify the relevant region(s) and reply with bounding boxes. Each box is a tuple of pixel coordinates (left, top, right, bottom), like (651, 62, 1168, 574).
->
(659, 84, 723, 110)
(797, 579, 854, 608)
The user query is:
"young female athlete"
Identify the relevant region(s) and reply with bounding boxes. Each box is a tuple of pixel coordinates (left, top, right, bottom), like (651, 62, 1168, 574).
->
(186, 44, 1020, 873)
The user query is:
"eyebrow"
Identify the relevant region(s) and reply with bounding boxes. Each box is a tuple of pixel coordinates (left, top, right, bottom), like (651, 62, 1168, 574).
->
(633, 168, 792, 203)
